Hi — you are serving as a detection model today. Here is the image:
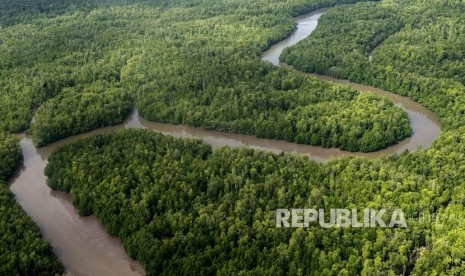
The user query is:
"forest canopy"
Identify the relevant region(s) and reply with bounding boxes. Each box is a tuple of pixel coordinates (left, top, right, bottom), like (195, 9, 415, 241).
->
(42, 0, 465, 274)
(281, 0, 465, 130)
(0, 0, 410, 152)
(45, 126, 465, 275)
(3, 0, 465, 275)
(31, 85, 132, 147)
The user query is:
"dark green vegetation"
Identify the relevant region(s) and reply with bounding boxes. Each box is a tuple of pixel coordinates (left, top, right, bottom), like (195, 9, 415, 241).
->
(4, 0, 465, 275)
(45, 127, 465, 275)
(44, 0, 465, 275)
(31, 87, 132, 147)
(0, 0, 411, 151)
(282, 0, 465, 131)
(138, 71, 411, 152)
(0, 133, 20, 179)
(280, 0, 465, 274)
(0, 133, 63, 274)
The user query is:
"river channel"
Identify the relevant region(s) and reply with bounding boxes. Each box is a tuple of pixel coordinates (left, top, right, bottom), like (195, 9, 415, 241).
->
(9, 8, 440, 275)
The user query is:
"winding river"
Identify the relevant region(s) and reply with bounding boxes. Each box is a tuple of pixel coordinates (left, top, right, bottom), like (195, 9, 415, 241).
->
(9, 8, 440, 275)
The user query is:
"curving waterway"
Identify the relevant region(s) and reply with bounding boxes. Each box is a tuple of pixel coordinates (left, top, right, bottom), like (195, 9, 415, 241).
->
(9, 8, 440, 275)
(261, 8, 441, 160)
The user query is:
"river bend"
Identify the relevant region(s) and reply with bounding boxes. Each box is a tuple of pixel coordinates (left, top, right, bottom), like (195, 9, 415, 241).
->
(9, 8, 440, 275)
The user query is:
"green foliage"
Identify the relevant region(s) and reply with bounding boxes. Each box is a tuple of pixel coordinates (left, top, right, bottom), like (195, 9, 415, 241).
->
(0, 132, 21, 181)
(0, 134, 63, 274)
(0, 0, 408, 151)
(5, 0, 465, 275)
(282, 0, 465, 130)
(31, 85, 132, 147)
(282, 1, 404, 77)
(281, 0, 465, 274)
(0, 184, 64, 275)
(137, 63, 411, 152)
(412, 204, 465, 276)
(40, 0, 465, 275)
(42, 128, 443, 275)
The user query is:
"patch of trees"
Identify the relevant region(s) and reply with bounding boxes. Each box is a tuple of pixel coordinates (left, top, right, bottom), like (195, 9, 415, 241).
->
(281, 0, 465, 274)
(45, 127, 465, 275)
(281, 0, 465, 131)
(40, 0, 465, 275)
(0, 132, 21, 180)
(31, 84, 132, 147)
(137, 61, 411, 152)
(281, 1, 404, 77)
(0, 184, 64, 275)
(0, 0, 407, 151)
(0, 134, 63, 274)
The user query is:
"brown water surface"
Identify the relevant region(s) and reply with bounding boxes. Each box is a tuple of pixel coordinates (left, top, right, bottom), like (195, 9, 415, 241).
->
(9, 8, 440, 275)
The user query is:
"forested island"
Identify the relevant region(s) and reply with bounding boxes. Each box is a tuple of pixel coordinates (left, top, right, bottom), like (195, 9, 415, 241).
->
(1, 0, 465, 275)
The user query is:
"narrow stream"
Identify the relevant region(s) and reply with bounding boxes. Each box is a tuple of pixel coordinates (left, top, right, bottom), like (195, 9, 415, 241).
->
(9, 8, 440, 275)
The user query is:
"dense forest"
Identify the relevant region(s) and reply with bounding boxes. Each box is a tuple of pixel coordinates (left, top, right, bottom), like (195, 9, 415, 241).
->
(43, 0, 465, 275)
(0, 133, 20, 179)
(45, 125, 465, 275)
(3, 0, 465, 275)
(0, 133, 63, 274)
(0, 0, 411, 152)
(31, 85, 132, 147)
(281, 0, 465, 131)
(279, 0, 465, 274)
(45, 129, 412, 275)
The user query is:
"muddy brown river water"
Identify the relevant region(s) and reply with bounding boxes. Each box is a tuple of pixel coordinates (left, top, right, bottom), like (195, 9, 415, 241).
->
(9, 9, 440, 275)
